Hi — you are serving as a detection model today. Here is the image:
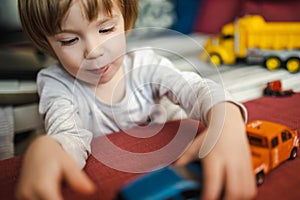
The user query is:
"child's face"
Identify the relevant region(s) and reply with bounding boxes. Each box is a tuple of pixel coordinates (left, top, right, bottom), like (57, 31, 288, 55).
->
(47, 1, 126, 85)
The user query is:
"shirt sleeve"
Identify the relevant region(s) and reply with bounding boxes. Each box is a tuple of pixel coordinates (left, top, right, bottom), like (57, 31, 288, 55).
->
(141, 51, 247, 125)
(37, 67, 93, 168)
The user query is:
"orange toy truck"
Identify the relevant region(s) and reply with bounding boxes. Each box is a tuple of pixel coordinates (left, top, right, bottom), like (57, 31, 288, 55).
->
(246, 120, 299, 185)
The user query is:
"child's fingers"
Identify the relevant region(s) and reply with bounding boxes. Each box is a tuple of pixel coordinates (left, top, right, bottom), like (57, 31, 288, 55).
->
(175, 134, 205, 166)
(65, 169, 96, 195)
(223, 162, 257, 200)
(201, 158, 224, 200)
(16, 176, 63, 200)
(37, 182, 64, 200)
(174, 151, 194, 166)
(63, 159, 96, 195)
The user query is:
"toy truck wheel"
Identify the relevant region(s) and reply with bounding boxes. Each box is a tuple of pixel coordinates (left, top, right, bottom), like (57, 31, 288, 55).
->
(210, 53, 222, 66)
(285, 57, 300, 73)
(264, 56, 282, 71)
(256, 171, 265, 186)
(289, 148, 297, 160)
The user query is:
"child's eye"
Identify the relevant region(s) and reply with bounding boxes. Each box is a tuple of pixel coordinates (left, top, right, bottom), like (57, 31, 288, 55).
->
(60, 38, 78, 46)
(99, 27, 114, 34)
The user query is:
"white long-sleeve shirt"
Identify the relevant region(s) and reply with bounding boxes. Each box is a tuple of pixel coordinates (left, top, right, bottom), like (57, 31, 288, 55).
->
(37, 49, 246, 167)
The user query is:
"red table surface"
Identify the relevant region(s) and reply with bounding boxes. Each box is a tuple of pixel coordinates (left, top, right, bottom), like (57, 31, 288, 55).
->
(0, 93, 300, 200)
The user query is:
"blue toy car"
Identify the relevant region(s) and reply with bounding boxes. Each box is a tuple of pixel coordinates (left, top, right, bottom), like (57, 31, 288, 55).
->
(116, 161, 203, 200)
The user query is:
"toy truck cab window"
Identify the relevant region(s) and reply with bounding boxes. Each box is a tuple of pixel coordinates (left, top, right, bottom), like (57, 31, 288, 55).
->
(281, 130, 292, 142)
(271, 137, 279, 148)
(221, 34, 234, 40)
(248, 135, 268, 148)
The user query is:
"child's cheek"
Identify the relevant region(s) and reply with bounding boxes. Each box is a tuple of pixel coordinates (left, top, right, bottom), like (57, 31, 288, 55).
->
(106, 32, 126, 58)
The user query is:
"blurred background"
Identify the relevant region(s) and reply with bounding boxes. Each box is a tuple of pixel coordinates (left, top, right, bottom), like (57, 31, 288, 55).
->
(1, 0, 300, 159)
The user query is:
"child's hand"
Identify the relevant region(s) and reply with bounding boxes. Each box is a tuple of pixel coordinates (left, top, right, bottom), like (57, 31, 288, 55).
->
(176, 102, 257, 200)
(16, 135, 95, 200)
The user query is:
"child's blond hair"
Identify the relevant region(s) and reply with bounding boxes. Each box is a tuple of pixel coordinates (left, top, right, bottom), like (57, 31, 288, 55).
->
(18, 0, 138, 57)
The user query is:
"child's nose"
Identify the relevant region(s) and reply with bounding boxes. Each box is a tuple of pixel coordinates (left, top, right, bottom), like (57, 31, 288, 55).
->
(84, 38, 104, 59)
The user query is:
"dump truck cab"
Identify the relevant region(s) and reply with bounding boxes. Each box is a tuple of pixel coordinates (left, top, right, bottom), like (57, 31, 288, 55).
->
(202, 23, 235, 65)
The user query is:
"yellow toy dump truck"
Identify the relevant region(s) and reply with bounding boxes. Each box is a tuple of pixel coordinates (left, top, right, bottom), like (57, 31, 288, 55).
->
(201, 15, 300, 73)
(246, 120, 299, 185)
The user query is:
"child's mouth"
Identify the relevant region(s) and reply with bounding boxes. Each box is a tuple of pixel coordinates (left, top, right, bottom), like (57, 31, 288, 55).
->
(88, 64, 110, 75)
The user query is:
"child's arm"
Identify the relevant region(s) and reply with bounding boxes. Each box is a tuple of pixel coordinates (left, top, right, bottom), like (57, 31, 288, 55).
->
(175, 102, 257, 199)
(16, 135, 95, 200)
